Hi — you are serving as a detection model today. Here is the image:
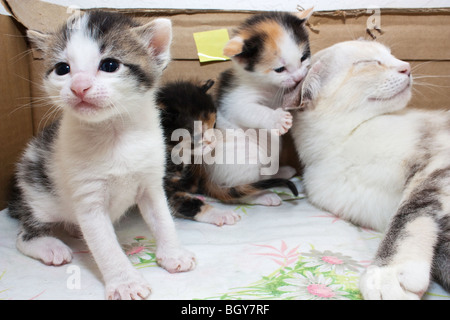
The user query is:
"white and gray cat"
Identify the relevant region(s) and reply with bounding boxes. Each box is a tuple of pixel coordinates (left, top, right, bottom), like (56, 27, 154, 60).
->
(205, 9, 313, 206)
(8, 11, 195, 300)
(290, 40, 450, 299)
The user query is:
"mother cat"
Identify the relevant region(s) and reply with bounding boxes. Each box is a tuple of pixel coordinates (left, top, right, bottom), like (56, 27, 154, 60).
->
(290, 40, 450, 299)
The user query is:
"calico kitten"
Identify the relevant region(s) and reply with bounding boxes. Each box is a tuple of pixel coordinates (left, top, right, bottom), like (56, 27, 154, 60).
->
(8, 11, 195, 300)
(204, 9, 312, 203)
(157, 80, 299, 226)
(290, 40, 450, 299)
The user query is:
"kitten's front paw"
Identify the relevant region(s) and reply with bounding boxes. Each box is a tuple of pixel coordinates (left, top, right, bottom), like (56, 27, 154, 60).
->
(105, 275, 152, 300)
(157, 247, 196, 273)
(195, 207, 241, 226)
(17, 236, 73, 266)
(360, 262, 431, 300)
(273, 108, 293, 135)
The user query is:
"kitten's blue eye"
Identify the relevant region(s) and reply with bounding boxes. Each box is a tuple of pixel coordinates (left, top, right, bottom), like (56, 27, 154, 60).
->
(274, 66, 286, 73)
(99, 59, 120, 73)
(54, 63, 70, 76)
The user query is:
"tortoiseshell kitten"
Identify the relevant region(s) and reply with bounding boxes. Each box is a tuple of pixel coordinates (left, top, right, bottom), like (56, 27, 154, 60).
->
(157, 80, 298, 226)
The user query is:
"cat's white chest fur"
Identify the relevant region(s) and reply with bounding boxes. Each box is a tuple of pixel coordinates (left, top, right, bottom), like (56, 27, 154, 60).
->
(51, 110, 165, 223)
(294, 111, 421, 231)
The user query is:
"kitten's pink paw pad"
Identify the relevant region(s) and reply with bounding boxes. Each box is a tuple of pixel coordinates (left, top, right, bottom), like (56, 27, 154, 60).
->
(157, 248, 196, 273)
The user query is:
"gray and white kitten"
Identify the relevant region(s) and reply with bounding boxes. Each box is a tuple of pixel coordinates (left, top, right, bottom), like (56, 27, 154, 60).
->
(8, 11, 195, 300)
(291, 40, 450, 299)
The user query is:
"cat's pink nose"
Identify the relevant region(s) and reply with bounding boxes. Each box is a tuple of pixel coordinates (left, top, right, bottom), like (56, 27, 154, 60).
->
(398, 63, 411, 77)
(71, 74, 93, 99)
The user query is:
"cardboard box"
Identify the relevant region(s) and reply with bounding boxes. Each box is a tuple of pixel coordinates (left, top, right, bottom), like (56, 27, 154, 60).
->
(1, 0, 449, 209)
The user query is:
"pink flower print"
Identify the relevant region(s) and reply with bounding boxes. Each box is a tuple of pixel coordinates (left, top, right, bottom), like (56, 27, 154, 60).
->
(311, 212, 343, 224)
(122, 237, 156, 266)
(252, 241, 300, 267)
(321, 255, 344, 265)
(307, 283, 336, 298)
(278, 272, 350, 300)
(302, 249, 362, 275)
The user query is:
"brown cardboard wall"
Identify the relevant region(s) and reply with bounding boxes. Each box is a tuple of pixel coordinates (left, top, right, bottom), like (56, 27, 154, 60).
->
(0, 15, 33, 209)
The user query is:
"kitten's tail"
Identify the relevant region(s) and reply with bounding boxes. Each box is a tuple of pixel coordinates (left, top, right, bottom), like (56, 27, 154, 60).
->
(205, 178, 299, 203)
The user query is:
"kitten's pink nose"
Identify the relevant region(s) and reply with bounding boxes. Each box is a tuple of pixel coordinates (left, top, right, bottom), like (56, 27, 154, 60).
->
(71, 73, 93, 99)
(398, 63, 411, 77)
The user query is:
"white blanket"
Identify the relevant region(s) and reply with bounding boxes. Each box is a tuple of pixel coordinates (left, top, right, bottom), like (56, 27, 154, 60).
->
(0, 178, 448, 300)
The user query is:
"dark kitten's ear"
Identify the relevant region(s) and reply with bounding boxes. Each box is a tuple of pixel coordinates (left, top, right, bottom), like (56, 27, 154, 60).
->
(201, 79, 215, 93)
(295, 7, 314, 21)
(27, 30, 51, 52)
(132, 18, 172, 70)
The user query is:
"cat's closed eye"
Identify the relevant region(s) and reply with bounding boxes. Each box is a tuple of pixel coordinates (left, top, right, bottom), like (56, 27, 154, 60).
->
(273, 66, 286, 73)
(300, 53, 309, 62)
(354, 59, 382, 66)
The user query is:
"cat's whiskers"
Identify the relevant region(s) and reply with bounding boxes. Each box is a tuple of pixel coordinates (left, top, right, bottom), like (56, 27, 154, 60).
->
(104, 98, 127, 127)
(411, 61, 434, 72)
(8, 96, 52, 116)
(38, 102, 63, 132)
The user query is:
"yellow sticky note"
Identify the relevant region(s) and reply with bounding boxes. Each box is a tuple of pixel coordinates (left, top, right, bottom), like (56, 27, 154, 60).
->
(193, 29, 231, 63)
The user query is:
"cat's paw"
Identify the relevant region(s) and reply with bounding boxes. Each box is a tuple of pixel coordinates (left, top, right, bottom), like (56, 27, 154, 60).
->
(157, 247, 196, 273)
(17, 236, 73, 266)
(195, 207, 241, 226)
(273, 108, 293, 135)
(249, 193, 282, 206)
(359, 262, 431, 300)
(105, 274, 152, 300)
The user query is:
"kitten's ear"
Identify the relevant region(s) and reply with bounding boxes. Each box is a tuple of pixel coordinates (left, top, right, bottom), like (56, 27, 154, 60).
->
(295, 7, 314, 21)
(132, 18, 173, 70)
(223, 36, 244, 57)
(201, 79, 215, 93)
(27, 30, 51, 52)
(300, 59, 325, 109)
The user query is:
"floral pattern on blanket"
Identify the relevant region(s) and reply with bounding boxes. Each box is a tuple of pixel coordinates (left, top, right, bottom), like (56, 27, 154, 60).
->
(202, 241, 363, 300)
(1, 178, 449, 300)
(123, 236, 158, 269)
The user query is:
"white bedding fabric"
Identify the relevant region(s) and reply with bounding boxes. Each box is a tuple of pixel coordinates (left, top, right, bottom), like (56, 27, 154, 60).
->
(0, 178, 449, 300)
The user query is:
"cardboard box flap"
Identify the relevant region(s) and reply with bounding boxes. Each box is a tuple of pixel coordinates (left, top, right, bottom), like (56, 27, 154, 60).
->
(1, 0, 69, 32)
(3, 0, 450, 61)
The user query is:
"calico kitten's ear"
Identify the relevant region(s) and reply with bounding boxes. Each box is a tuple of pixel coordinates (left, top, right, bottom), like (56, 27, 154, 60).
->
(132, 18, 173, 70)
(300, 59, 325, 109)
(223, 36, 245, 57)
(27, 30, 51, 52)
(295, 7, 314, 21)
(201, 79, 215, 93)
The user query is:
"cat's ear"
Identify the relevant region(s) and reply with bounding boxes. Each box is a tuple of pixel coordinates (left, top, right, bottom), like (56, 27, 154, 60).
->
(132, 18, 173, 70)
(300, 59, 325, 109)
(201, 79, 215, 93)
(295, 7, 314, 21)
(223, 36, 245, 57)
(27, 30, 51, 52)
